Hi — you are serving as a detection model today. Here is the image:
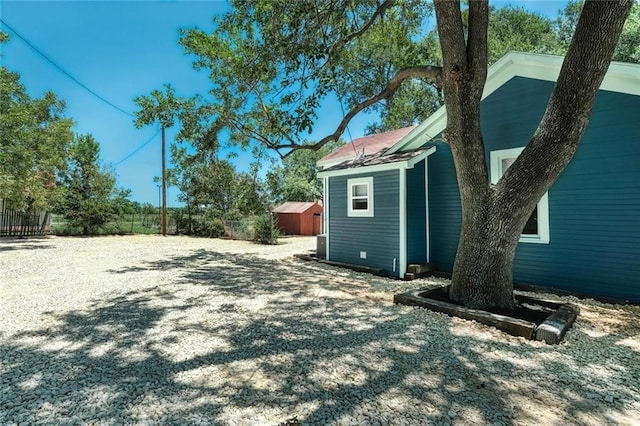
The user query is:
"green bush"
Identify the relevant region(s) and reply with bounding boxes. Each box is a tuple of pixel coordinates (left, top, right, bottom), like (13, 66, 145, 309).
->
(192, 208, 226, 238)
(172, 208, 192, 234)
(253, 214, 280, 245)
(206, 217, 226, 238)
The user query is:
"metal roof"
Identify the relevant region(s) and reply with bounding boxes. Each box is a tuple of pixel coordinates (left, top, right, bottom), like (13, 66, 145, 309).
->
(272, 201, 321, 214)
(318, 126, 416, 166)
(320, 148, 428, 172)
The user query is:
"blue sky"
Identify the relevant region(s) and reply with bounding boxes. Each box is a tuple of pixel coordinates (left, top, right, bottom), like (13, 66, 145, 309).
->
(1, 0, 568, 207)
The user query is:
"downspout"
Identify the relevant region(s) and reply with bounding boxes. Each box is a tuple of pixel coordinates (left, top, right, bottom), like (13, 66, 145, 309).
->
(324, 176, 330, 260)
(399, 169, 407, 278)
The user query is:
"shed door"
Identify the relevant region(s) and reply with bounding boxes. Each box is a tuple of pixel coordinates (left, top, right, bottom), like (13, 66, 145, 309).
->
(313, 213, 321, 235)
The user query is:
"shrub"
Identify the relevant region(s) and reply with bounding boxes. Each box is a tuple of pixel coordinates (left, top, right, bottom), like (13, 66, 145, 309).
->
(206, 217, 226, 238)
(172, 208, 192, 234)
(253, 214, 280, 245)
(192, 208, 226, 238)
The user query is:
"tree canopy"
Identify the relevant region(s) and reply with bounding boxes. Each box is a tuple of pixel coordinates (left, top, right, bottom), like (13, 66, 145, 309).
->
(169, 143, 268, 220)
(168, 1, 638, 150)
(176, 0, 437, 156)
(555, 0, 640, 63)
(266, 140, 343, 204)
(0, 66, 74, 211)
(57, 134, 131, 235)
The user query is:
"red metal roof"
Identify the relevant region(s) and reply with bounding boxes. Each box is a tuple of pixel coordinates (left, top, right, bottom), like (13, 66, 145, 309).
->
(319, 126, 416, 163)
(272, 201, 321, 214)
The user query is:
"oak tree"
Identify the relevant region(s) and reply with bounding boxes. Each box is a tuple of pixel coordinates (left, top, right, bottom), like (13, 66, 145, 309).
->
(174, 0, 632, 308)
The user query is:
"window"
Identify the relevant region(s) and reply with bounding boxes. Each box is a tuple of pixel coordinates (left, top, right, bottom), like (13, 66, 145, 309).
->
(347, 177, 374, 217)
(490, 147, 550, 244)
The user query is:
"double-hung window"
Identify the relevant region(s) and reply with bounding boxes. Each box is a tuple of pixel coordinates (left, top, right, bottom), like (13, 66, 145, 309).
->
(490, 147, 550, 244)
(347, 177, 374, 217)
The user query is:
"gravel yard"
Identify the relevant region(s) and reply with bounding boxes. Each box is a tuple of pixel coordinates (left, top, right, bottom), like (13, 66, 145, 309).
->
(1, 235, 639, 425)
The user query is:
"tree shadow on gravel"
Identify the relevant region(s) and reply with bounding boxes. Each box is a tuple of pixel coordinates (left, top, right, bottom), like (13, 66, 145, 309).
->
(2, 248, 639, 425)
(0, 236, 56, 251)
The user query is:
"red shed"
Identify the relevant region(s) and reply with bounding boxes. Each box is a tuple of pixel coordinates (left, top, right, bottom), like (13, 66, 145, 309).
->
(272, 201, 323, 236)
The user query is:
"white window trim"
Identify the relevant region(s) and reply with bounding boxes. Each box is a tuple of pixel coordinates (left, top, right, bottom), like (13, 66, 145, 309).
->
(347, 177, 374, 217)
(490, 147, 550, 244)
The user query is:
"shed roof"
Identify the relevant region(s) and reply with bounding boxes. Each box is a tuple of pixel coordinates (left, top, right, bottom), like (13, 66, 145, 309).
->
(272, 201, 321, 214)
(317, 126, 415, 168)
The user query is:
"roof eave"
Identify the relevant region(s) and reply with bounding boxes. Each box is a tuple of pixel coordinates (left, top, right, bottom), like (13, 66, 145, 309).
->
(385, 51, 640, 155)
(317, 146, 436, 178)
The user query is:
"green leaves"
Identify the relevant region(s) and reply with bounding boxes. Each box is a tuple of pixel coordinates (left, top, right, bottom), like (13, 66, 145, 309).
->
(616, 2, 640, 63)
(169, 142, 268, 219)
(266, 140, 343, 204)
(57, 134, 130, 235)
(0, 67, 74, 211)
(554, 1, 639, 63)
(133, 84, 183, 129)
(138, 0, 638, 167)
(173, 0, 435, 155)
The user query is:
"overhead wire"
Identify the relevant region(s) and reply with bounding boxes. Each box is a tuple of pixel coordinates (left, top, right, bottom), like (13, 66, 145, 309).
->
(1, 19, 162, 168)
(112, 129, 161, 166)
(0, 18, 134, 117)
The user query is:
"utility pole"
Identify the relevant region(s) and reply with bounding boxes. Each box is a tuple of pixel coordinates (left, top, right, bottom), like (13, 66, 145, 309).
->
(161, 126, 167, 236)
(156, 184, 161, 228)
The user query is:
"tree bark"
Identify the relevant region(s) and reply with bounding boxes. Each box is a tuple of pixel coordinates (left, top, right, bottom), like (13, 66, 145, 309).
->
(434, 0, 633, 309)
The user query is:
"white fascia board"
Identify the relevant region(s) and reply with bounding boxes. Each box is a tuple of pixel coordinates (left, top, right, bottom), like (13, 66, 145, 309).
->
(317, 161, 407, 178)
(317, 147, 437, 178)
(386, 109, 447, 155)
(407, 146, 437, 168)
(317, 156, 354, 170)
(386, 51, 640, 154)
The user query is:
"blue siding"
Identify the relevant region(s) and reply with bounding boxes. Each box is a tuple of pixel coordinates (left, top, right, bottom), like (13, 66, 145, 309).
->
(427, 76, 640, 302)
(328, 170, 401, 277)
(406, 160, 427, 264)
(428, 142, 461, 273)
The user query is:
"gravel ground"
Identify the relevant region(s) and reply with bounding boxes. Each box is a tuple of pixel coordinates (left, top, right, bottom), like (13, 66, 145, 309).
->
(1, 235, 639, 426)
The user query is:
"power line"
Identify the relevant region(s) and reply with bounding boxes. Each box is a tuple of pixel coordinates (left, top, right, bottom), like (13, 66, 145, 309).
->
(0, 18, 134, 117)
(113, 129, 160, 166)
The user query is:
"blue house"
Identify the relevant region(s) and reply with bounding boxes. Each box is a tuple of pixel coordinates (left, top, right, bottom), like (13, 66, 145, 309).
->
(318, 51, 640, 302)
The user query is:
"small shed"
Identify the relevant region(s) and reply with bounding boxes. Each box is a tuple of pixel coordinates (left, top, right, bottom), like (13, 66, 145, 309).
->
(272, 201, 323, 236)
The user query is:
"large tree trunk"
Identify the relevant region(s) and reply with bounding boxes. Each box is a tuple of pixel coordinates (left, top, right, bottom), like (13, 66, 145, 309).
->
(434, 0, 633, 309)
(449, 196, 524, 308)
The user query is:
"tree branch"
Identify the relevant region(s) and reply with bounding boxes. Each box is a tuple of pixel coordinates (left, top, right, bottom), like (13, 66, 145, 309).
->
(467, 0, 489, 99)
(434, 0, 467, 74)
(328, 0, 395, 57)
(498, 0, 633, 206)
(282, 65, 442, 157)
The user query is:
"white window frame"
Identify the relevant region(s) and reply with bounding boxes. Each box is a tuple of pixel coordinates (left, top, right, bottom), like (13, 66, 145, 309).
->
(490, 147, 550, 244)
(347, 177, 374, 217)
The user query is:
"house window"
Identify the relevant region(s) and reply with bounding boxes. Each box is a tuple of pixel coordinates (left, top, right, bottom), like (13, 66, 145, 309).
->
(347, 177, 374, 217)
(490, 147, 550, 244)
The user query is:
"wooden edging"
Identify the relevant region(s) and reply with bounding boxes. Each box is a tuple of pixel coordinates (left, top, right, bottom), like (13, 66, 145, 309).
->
(394, 287, 580, 344)
(394, 289, 537, 340)
(534, 303, 580, 344)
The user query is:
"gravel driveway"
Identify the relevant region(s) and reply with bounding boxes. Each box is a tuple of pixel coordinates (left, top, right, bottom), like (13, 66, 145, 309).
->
(1, 235, 639, 425)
